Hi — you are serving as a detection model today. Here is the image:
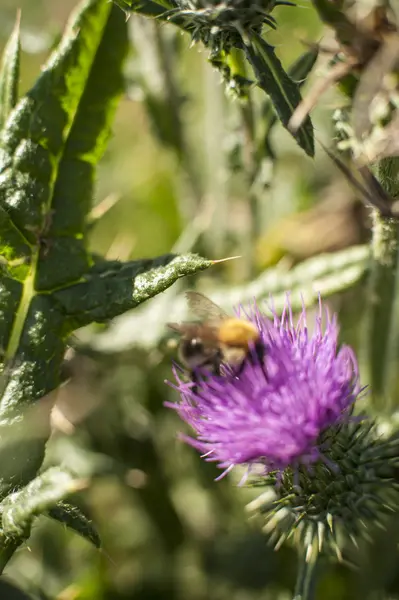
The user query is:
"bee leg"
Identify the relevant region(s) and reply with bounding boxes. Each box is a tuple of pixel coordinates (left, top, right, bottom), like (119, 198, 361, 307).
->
(189, 370, 200, 395)
(238, 342, 267, 379)
(213, 356, 222, 376)
(255, 342, 268, 380)
(189, 359, 221, 394)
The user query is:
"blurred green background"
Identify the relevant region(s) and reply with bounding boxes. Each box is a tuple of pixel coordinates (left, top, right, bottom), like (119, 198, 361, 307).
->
(0, 1, 384, 599)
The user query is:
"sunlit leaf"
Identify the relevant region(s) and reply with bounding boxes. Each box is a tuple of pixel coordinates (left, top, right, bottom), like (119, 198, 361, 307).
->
(48, 502, 101, 548)
(54, 253, 213, 328)
(1, 468, 86, 540)
(0, 11, 21, 131)
(260, 47, 319, 157)
(243, 32, 315, 157)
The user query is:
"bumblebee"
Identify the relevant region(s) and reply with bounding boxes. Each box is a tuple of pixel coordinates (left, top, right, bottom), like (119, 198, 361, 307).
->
(168, 291, 261, 376)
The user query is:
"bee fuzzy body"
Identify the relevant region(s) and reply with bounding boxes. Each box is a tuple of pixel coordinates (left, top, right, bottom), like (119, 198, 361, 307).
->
(168, 292, 263, 380)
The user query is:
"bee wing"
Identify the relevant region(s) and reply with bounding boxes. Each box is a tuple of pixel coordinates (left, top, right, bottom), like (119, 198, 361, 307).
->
(167, 321, 220, 342)
(185, 291, 229, 323)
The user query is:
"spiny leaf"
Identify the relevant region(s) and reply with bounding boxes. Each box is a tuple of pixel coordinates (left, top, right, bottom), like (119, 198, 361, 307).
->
(0, 11, 21, 131)
(0, 0, 114, 240)
(243, 32, 315, 157)
(0, 276, 23, 354)
(0, 3, 128, 519)
(54, 253, 213, 328)
(0, 0, 209, 421)
(260, 47, 319, 157)
(85, 245, 370, 354)
(288, 48, 319, 84)
(48, 502, 101, 548)
(35, 4, 129, 291)
(1, 468, 86, 540)
(0, 0, 128, 411)
(0, 392, 56, 501)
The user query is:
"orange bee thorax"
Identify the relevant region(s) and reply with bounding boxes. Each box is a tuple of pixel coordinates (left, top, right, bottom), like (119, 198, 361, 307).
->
(217, 319, 260, 348)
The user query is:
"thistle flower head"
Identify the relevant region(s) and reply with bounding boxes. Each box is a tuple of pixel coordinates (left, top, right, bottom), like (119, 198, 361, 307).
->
(167, 0, 289, 54)
(167, 297, 362, 477)
(247, 421, 399, 559)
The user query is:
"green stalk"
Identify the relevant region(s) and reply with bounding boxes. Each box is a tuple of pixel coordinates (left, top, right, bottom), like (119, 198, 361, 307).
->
(365, 157, 399, 411)
(293, 553, 318, 600)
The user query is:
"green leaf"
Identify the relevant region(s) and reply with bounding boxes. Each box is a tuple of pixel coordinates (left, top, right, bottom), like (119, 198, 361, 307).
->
(0, 394, 56, 500)
(85, 245, 370, 353)
(0, 0, 213, 571)
(260, 47, 319, 157)
(36, 4, 130, 292)
(0, 276, 23, 354)
(54, 253, 213, 327)
(48, 501, 101, 548)
(0, 2, 130, 529)
(0, 0, 210, 421)
(243, 32, 315, 157)
(0, 11, 21, 131)
(287, 48, 319, 84)
(0, 467, 85, 539)
(0, 0, 114, 239)
(0, 0, 128, 408)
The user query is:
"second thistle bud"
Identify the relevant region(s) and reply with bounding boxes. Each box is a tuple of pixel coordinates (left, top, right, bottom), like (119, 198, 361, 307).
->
(247, 420, 399, 561)
(168, 0, 287, 54)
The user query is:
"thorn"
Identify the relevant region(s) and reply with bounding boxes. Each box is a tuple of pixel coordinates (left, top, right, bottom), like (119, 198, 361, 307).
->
(211, 255, 242, 265)
(99, 547, 117, 567)
(15, 8, 22, 28)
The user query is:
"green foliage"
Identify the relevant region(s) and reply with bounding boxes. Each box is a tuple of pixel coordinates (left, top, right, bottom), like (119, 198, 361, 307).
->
(0, 468, 84, 539)
(114, 0, 316, 156)
(53, 253, 212, 328)
(260, 47, 319, 157)
(48, 502, 101, 548)
(87, 244, 369, 353)
(242, 32, 314, 157)
(1, 0, 399, 598)
(0, 11, 20, 131)
(0, 0, 212, 568)
(0, 0, 210, 410)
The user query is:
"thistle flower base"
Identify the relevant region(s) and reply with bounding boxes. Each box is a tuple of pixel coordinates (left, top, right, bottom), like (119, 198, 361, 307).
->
(246, 421, 399, 561)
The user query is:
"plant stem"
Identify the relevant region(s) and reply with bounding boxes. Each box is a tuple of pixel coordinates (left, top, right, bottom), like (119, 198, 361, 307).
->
(293, 553, 318, 600)
(365, 157, 399, 411)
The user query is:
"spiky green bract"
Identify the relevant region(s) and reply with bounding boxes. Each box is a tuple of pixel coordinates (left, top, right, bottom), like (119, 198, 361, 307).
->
(165, 0, 288, 92)
(169, 0, 282, 47)
(247, 420, 399, 561)
(163, 0, 315, 155)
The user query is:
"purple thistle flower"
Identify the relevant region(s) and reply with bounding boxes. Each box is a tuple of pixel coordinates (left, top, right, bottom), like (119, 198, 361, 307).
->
(166, 297, 362, 477)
